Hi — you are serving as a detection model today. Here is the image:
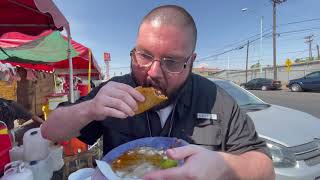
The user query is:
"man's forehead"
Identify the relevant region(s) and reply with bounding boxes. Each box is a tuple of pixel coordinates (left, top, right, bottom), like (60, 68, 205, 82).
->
(140, 21, 187, 32)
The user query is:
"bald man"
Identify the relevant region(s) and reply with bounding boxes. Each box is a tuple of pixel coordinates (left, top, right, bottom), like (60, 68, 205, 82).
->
(42, 5, 274, 180)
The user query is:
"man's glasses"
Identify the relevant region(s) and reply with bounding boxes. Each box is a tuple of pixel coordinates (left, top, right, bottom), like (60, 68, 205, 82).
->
(130, 48, 192, 74)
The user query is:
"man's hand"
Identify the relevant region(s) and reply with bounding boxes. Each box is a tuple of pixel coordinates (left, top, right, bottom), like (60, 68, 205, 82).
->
(88, 81, 145, 120)
(144, 145, 275, 180)
(144, 145, 231, 180)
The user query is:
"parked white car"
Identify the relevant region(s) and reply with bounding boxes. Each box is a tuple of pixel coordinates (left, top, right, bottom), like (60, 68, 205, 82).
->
(213, 79, 320, 180)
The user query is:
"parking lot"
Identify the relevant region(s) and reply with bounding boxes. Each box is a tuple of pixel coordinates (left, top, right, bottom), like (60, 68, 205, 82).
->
(250, 90, 320, 119)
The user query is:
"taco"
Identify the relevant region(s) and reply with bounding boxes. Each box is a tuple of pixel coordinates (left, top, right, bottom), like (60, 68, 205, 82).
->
(135, 86, 168, 115)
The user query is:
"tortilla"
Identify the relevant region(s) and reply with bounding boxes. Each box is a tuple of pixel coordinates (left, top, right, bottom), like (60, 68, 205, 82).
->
(135, 86, 168, 115)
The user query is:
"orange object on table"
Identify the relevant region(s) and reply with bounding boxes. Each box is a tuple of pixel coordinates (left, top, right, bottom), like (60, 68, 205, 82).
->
(77, 84, 89, 97)
(0, 121, 12, 174)
(61, 138, 88, 156)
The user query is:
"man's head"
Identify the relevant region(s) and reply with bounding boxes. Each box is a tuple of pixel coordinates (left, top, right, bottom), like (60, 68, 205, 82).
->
(131, 5, 197, 100)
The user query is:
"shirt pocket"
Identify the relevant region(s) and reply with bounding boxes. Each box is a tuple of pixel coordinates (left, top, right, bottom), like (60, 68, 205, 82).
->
(191, 118, 222, 151)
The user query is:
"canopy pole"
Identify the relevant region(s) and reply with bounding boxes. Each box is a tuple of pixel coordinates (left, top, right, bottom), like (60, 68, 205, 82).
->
(88, 49, 92, 92)
(67, 35, 74, 103)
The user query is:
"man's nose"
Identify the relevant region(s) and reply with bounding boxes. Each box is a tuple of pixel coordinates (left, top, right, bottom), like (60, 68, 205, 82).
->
(147, 60, 163, 78)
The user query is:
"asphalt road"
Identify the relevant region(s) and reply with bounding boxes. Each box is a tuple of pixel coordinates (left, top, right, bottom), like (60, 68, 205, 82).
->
(249, 90, 320, 119)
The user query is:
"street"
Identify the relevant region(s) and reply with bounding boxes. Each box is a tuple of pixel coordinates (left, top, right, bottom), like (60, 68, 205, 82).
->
(250, 90, 320, 119)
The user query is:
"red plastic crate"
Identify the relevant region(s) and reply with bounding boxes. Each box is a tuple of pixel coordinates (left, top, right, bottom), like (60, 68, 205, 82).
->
(0, 121, 12, 174)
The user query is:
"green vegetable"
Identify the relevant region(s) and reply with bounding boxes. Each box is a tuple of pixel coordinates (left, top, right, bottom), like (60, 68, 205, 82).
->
(160, 159, 178, 169)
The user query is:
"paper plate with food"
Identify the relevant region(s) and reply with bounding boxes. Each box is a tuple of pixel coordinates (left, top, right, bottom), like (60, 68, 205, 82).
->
(91, 137, 188, 180)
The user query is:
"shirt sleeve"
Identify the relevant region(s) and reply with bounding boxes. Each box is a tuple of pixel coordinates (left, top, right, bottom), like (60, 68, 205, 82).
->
(213, 86, 271, 158)
(77, 120, 103, 145)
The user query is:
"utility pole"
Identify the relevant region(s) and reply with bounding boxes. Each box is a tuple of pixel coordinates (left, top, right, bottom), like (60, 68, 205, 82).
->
(271, 0, 286, 80)
(317, 44, 320, 60)
(241, 8, 263, 76)
(305, 35, 314, 61)
(259, 16, 264, 75)
(245, 40, 250, 83)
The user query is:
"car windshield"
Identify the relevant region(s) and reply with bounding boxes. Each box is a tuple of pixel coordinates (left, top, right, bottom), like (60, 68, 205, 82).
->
(213, 80, 267, 107)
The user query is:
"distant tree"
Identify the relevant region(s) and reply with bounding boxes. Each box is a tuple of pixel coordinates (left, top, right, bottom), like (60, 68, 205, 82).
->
(306, 57, 314, 61)
(295, 58, 305, 63)
(250, 62, 260, 69)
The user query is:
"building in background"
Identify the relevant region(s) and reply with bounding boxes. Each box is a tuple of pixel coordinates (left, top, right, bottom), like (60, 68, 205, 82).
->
(192, 67, 221, 77)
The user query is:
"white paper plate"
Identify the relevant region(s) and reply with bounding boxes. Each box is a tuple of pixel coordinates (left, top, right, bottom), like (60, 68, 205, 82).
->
(68, 168, 95, 180)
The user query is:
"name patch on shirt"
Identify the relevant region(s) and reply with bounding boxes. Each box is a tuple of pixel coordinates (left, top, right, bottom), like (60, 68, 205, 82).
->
(197, 113, 217, 120)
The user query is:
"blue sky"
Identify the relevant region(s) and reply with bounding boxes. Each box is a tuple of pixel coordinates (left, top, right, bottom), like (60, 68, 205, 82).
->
(53, 0, 320, 76)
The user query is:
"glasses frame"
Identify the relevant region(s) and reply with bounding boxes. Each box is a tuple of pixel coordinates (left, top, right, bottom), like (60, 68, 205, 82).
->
(130, 48, 193, 74)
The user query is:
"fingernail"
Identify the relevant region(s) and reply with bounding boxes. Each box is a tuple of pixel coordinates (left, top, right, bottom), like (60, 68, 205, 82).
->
(139, 95, 145, 102)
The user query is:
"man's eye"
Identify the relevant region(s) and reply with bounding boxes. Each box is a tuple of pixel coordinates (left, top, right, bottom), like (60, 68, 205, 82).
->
(139, 53, 153, 60)
(164, 59, 180, 66)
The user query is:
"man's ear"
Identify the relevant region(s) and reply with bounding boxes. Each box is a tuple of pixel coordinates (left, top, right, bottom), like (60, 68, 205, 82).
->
(191, 53, 197, 63)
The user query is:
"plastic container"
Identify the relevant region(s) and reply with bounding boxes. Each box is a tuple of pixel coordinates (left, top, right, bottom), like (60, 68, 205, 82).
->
(9, 145, 24, 162)
(77, 84, 89, 97)
(62, 138, 88, 156)
(0, 121, 12, 175)
(23, 128, 50, 162)
(1, 161, 33, 180)
(49, 144, 64, 171)
(26, 155, 53, 180)
(47, 94, 68, 110)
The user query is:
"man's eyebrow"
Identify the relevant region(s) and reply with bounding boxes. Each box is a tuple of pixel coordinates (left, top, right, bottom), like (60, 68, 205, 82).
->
(136, 47, 153, 55)
(136, 46, 186, 59)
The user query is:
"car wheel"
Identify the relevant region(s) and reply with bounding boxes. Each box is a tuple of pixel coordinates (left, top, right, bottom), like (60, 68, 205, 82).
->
(261, 86, 268, 91)
(290, 83, 302, 92)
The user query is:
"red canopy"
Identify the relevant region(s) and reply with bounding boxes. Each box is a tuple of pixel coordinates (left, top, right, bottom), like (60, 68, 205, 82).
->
(0, 30, 102, 75)
(0, 0, 70, 36)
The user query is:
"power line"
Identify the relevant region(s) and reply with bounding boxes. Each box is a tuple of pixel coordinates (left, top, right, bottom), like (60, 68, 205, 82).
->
(279, 27, 320, 35)
(278, 18, 320, 27)
(197, 32, 273, 62)
(200, 28, 273, 58)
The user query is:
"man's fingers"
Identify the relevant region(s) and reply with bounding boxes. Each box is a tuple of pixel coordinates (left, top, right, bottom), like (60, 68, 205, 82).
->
(104, 96, 135, 117)
(112, 83, 145, 102)
(144, 166, 184, 180)
(102, 107, 128, 119)
(166, 145, 203, 160)
(109, 89, 138, 112)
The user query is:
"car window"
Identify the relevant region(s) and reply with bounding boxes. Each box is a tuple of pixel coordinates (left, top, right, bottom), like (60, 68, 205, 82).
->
(214, 81, 266, 106)
(264, 79, 272, 83)
(306, 72, 320, 78)
(249, 79, 257, 83)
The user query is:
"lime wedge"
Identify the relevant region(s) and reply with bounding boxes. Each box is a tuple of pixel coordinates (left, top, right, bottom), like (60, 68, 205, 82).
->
(160, 159, 178, 169)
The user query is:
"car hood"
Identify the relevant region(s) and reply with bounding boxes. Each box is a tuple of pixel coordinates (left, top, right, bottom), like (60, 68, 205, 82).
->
(247, 105, 320, 147)
(289, 77, 303, 82)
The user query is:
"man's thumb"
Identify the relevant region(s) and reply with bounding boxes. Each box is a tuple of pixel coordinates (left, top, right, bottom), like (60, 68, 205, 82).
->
(166, 144, 202, 160)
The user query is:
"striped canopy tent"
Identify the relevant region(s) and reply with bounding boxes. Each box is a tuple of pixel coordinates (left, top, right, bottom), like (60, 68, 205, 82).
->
(0, 0, 77, 101)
